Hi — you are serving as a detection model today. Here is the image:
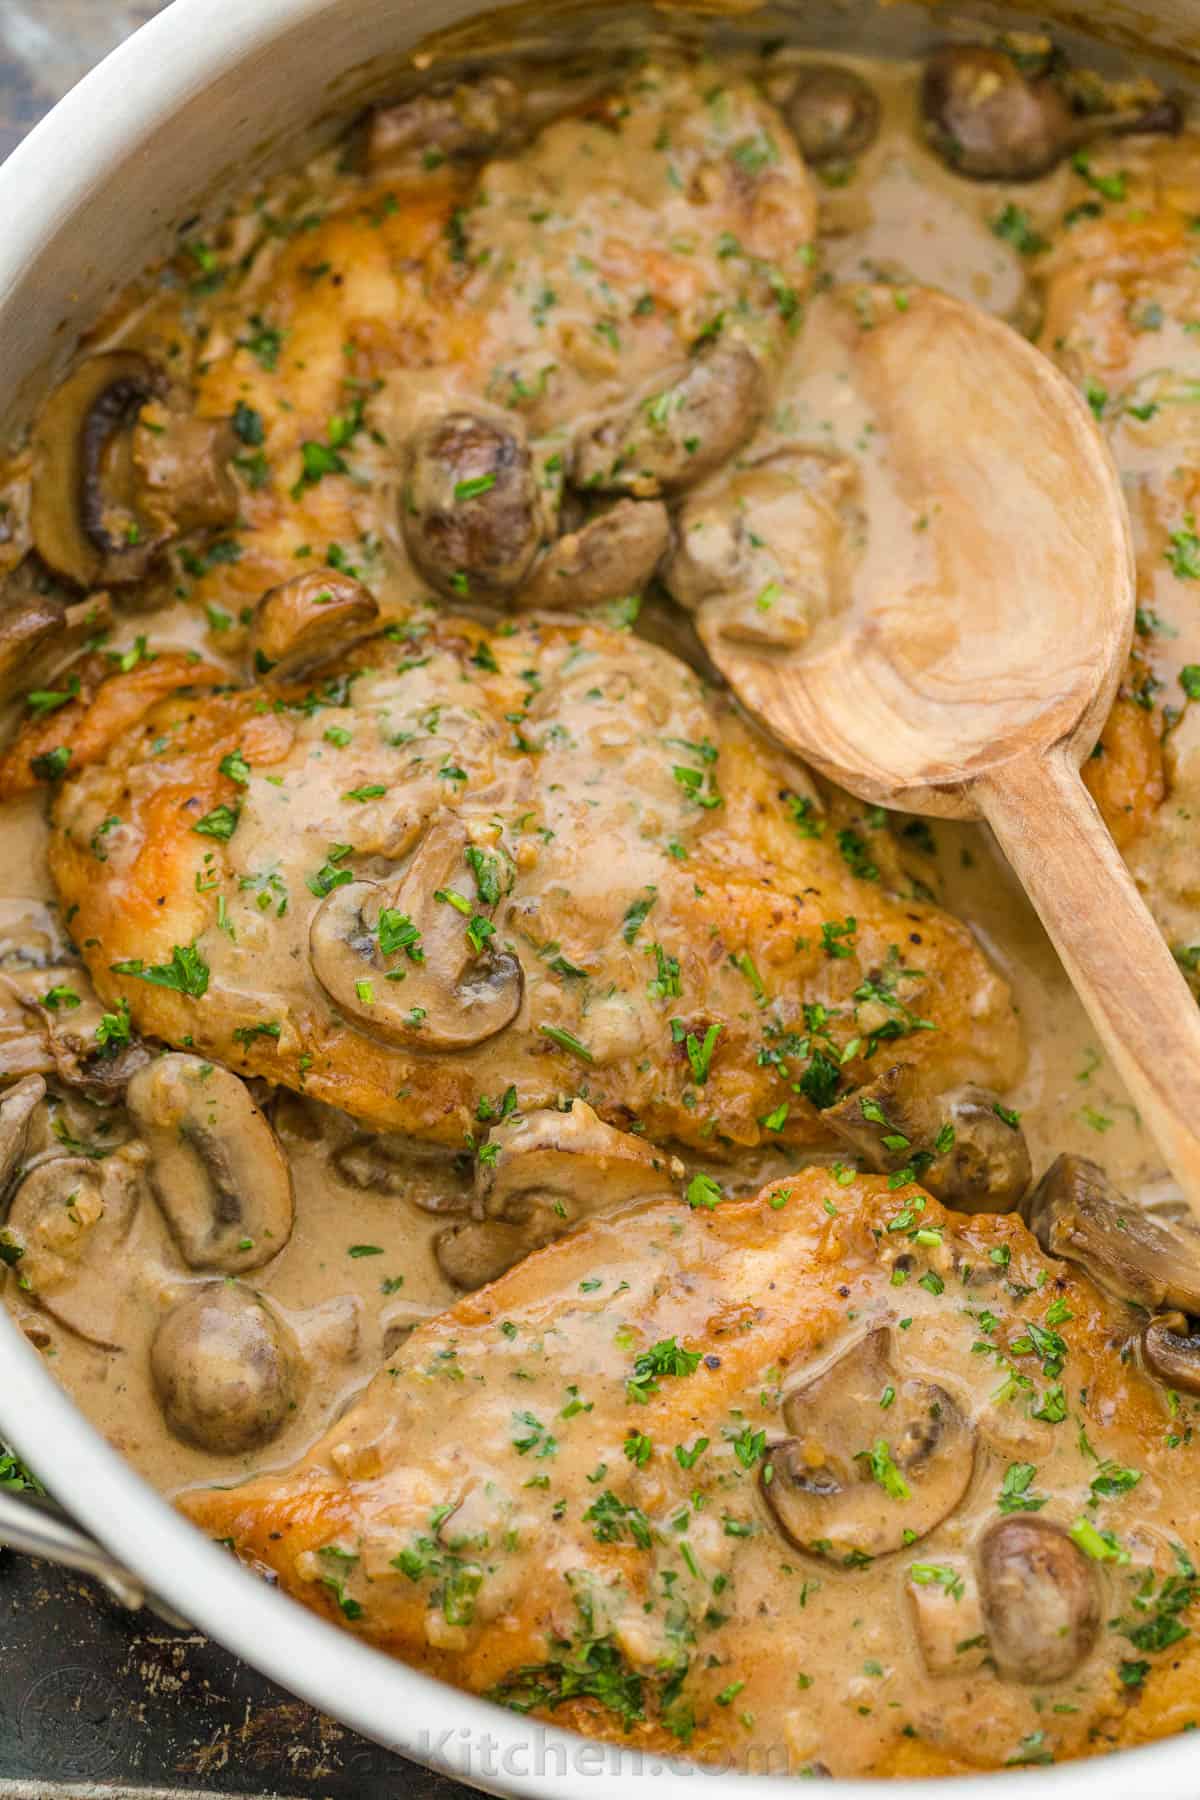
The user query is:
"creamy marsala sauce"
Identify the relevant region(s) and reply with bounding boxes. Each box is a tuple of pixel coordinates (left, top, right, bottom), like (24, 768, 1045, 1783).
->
(0, 21, 1199, 1779)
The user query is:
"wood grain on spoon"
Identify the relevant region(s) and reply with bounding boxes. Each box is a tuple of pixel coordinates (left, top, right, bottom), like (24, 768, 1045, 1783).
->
(708, 284, 1200, 1217)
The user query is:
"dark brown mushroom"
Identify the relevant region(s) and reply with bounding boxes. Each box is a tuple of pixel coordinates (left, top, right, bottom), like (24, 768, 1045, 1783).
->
(30, 352, 237, 588)
(248, 570, 380, 679)
(825, 1064, 1031, 1214)
(760, 1328, 975, 1563)
(976, 1516, 1101, 1683)
(1022, 1155, 1200, 1312)
(401, 408, 548, 602)
(125, 1054, 294, 1274)
(1142, 1311, 1200, 1395)
(309, 813, 523, 1051)
(516, 499, 670, 612)
(2, 1146, 147, 1348)
(783, 65, 881, 165)
(150, 1280, 301, 1453)
(921, 45, 1181, 181)
(573, 341, 767, 500)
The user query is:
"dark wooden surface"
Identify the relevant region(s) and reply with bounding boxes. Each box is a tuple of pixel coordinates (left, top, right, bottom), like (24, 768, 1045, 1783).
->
(0, 7, 471, 1794)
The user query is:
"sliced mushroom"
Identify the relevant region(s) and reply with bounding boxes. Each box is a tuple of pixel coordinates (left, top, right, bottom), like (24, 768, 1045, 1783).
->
(151, 1280, 301, 1453)
(1022, 1155, 1200, 1312)
(921, 46, 1181, 181)
(783, 65, 881, 165)
(480, 1100, 680, 1226)
(435, 1217, 538, 1291)
(825, 1065, 1031, 1214)
(0, 593, 67, 706)
(1142, 1311, 1200, 1395)
(248, 570, 380, 679)
(309, 813, 523, 1051)
(0, 1074, 44, 1196)
(401, 408, 548, 602)
(125, 1054, 294, 1274)
(573, 341, 767, 500)
(30, 352, 237, 588)
(516, 499, 670, 612)
(2, 1147, 147, 1348)
(976, 1516, 1100, 1684)
(761, 1328, 974, 1563)
(19, 975, 151, 1101)
(664, 450, 860, 653)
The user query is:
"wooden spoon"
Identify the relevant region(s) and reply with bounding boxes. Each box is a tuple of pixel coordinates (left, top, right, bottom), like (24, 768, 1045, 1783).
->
(706, 284, 1200, 1215)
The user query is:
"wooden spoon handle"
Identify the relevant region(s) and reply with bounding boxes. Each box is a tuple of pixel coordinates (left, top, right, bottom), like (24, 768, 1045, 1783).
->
(976, 746, 1200, 1218)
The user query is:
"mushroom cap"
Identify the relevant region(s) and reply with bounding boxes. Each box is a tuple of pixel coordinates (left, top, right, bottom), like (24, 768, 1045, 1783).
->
(401, 408, 545, 601)
(30, 351, 169, 587)
(125, 1054, 294, 1274)
(761, 1328, 975, 1563)
(516, 499, 670, 612)
(3, 1148, 146, 1348)
(1142, 1310, 1200, 1396)
(784, 65, 881, 164)
(309, 814, 524, 1052)
(977, 1515, 1101, 1684)
(151, 1280, 300, 1453)
(572, 341, 767, 499)
(248, 570, 380, 680)
(1023, 1154, 1200, 1312)
(921, 46, 1076, 181)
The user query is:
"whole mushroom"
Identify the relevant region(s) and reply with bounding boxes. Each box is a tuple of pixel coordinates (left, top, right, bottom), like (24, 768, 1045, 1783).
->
(151, 1280, 301, 1453)
(921, 45, 1181, 181)
(401, 408, 549, 602)
(783, 65, 882, 165)
(976, 1515, 1101, 1683)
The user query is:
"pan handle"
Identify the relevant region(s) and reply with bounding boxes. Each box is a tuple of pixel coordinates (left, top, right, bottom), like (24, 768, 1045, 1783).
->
(0, 1487, 191, 1629)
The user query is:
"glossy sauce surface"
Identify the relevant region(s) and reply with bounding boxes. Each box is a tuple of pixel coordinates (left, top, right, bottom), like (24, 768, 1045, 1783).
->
(0, 29, 1197, 1779)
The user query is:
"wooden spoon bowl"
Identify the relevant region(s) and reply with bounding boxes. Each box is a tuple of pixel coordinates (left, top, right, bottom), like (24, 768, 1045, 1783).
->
(709, 285, 1200, 1215)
